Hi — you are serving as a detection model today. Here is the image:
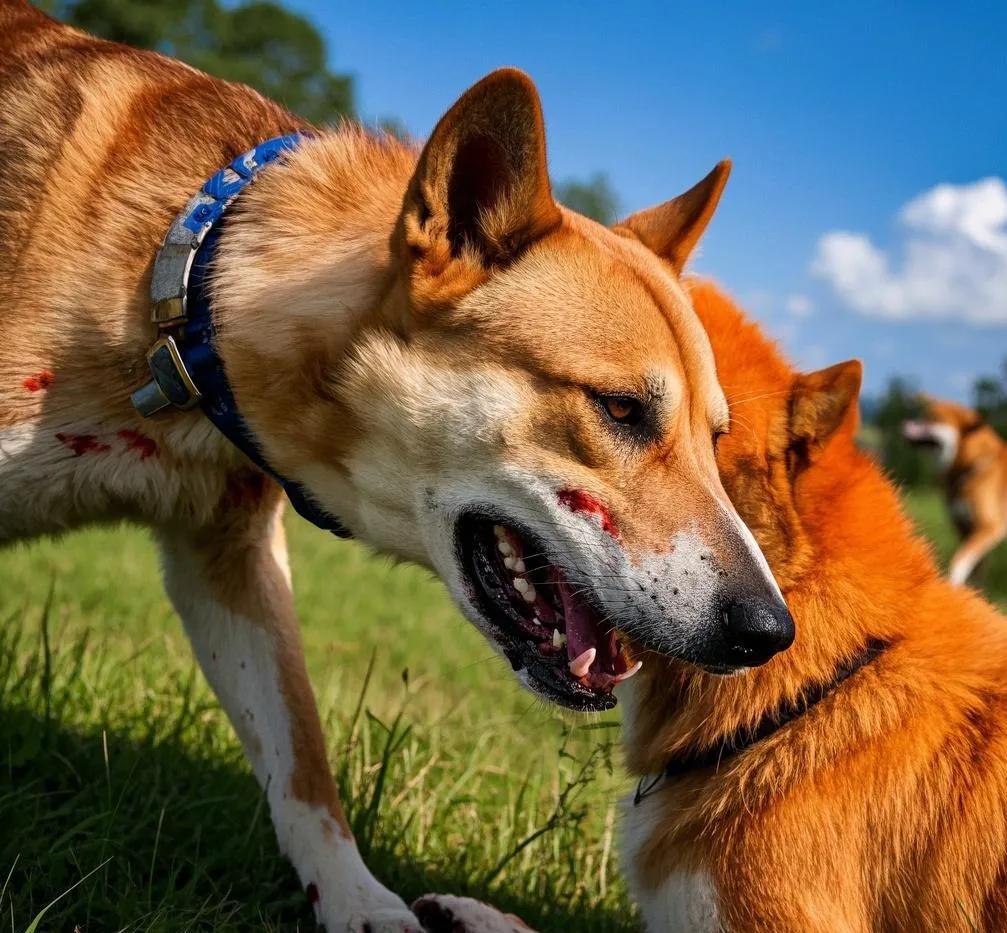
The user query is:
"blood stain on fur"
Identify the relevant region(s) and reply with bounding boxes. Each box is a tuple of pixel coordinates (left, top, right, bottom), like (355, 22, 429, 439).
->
(56, 432, 111, 456)
(23, 369, 54, 392)
(118, 428, 158, 459)
(557, 488, 619, 538)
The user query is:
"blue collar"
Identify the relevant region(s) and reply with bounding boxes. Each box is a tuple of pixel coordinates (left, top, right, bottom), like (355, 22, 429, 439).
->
(131, 134, 352, 539)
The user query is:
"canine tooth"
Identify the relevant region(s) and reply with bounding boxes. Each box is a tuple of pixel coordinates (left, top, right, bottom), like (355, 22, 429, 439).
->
(552, 628, 567, 649)
(615, 660, 643, 683)
(569, 647, 596, 678)
(498, 540, 513, 557)
(513, 558, 526, 574)
(521, 584, 537, 603)
(514, 578, 529, 594)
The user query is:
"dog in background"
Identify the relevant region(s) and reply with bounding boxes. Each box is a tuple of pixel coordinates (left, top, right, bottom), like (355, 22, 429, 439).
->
(903, 397, 1007, 585)
(618, 281, 1007, 931)
(0, 3, 792, 929)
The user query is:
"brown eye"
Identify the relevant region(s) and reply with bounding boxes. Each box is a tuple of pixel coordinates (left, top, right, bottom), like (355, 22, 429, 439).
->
(601, 395, 645, 426)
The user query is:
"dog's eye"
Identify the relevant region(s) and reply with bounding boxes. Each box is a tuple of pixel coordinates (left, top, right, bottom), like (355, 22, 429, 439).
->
(713, 428, 729, 450)
(600, 395, 645, 426)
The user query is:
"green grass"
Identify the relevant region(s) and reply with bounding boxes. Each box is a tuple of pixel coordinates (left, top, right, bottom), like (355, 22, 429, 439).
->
(1, 488, 1004, 932)
(1, 521, 631, 933)
(903, 487, 1007, 607)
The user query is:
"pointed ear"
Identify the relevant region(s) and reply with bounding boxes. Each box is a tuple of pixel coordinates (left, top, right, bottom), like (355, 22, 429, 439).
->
(399, 68, 561, 272)
(615, 160, 731, 273)
(789, 360, 863, 462)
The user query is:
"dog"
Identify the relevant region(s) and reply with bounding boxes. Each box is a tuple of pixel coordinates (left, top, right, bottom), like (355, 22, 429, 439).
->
(903, 397, 1007, 585)
(0, 4, 793, 929)
(616, 281, 1007, 931)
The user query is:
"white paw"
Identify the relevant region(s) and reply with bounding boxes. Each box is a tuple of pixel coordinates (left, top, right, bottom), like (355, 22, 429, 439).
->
(412, 894, 534, 932)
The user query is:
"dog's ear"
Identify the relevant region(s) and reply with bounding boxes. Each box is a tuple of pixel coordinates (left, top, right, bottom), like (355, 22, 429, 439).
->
(615, 161, 731, 273)
(399, 68, 561, 276)
(788, 360, 862, 469)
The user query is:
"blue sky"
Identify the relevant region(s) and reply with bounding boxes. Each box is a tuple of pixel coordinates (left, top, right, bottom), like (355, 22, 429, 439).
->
(289, 1, 1006, 400)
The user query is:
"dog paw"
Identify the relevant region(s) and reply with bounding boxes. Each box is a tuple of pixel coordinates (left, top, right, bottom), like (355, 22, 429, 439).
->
(344, 906, 425, 933)
(412, 894, 534, 933)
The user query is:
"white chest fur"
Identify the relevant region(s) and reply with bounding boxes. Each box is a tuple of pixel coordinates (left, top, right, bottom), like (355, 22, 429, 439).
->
(620, 784, 723, 932)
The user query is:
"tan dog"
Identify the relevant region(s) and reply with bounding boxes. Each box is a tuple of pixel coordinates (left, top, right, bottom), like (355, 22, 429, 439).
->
(619, 283, 1007, 931)
(0, 4, 792, 930)
(903, 397, 1007, 585)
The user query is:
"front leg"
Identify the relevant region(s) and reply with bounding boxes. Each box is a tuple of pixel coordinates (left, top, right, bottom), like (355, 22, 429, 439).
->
(157, 475, 421, 932)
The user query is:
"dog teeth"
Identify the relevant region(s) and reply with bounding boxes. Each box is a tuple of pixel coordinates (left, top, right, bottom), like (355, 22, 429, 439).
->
(512, 558, 526, 574)
(552, 628, 567, 649)
(498, 540, 513, 557)
(514, 578, 529, 594)
(503, 556, 516, 570)
(521, 584, 537, 603)
(569, 647, 596, 678)
(615, 660, 643, 684)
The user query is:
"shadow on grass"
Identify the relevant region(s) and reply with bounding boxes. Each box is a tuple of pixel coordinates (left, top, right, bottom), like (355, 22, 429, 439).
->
(0, 632, 636, 933)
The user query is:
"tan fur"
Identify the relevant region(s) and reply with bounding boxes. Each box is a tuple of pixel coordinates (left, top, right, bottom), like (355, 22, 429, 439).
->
(0, 4, 784, 927)
(622, 281, 1007, 932)
(904, 397, 1007, 586)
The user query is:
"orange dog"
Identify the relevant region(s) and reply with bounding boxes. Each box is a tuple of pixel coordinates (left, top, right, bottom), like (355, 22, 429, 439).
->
(618, 282, 1007, 931)
(904, 397, 1007, 585)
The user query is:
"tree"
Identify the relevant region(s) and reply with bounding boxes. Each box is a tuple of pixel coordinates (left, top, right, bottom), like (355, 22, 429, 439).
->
(974, 361, 1007, 438)
(554, 172, 619, 225)
(38, 0, 354, 124)
(867, 377, 937, 487)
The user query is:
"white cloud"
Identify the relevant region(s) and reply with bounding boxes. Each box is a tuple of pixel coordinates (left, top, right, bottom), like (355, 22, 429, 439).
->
(785, 293, 814, 317)
(812, 177, 1007, 325)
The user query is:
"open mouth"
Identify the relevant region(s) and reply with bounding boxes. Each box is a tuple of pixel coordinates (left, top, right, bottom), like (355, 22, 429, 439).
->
(457, 514, 641, 712)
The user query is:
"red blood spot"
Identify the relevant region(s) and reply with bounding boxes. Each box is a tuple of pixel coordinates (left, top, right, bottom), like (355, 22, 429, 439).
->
(306, 882, 320, 905)
(558, 488, 619, 538)
(23, 370, 54, 392)
(56, 433, 111, 456)
(118, 428, 158, 460)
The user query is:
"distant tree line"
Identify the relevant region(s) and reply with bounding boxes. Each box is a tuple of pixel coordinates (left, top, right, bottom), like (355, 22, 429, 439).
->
(864, 359, 1007, 487)
(36, 0, 355, 123)
(36, 0, 619, 223)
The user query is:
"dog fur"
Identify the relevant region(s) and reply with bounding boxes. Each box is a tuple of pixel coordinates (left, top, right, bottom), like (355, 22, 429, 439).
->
(0, 4, 788, 928)
(903, 397, 1007, 585)
(619, 281, 1007, 931)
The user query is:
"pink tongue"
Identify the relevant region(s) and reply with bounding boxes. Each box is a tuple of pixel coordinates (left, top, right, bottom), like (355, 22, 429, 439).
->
(557, 577, 598, 665)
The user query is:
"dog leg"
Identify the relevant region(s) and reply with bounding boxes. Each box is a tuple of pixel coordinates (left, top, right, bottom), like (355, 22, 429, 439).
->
(157, 481, 421, 933)
(949, 525, 1006, 585)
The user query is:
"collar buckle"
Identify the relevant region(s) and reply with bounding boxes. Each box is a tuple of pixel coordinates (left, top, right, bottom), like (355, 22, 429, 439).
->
(130, 334, 202, 416)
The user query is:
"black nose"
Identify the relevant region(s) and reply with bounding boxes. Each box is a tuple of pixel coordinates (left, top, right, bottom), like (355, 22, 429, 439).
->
(722, 597, 795, 666)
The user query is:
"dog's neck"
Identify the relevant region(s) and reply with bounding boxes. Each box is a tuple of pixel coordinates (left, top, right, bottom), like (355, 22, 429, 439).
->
(622, 435, 948, 778)
(203, 129, 418, 481)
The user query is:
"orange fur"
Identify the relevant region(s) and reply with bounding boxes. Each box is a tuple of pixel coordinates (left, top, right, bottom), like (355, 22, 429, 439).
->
(624, 280, 1007, 930)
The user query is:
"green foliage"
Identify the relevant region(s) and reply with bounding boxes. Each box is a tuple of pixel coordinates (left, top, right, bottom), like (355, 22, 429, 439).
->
(865, 376, 937, 487)
(39, 0, 354, 124)
(973, 359, 1007, 438)
(554, 173, 620, 225)
(0, 521, 633, 932)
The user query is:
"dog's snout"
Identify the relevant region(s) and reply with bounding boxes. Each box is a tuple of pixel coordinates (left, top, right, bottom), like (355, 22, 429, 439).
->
(721, 597, 795, 666)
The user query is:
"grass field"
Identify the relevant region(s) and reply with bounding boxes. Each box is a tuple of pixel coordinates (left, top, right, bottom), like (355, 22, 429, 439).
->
(1, 487, 1004, 932)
